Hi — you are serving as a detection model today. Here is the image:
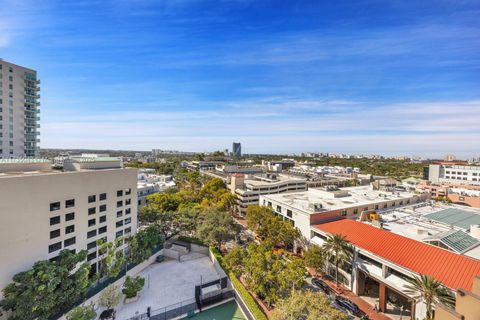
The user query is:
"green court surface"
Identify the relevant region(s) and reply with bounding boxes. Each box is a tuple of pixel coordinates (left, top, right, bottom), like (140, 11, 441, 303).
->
(187, 300, 246, 320)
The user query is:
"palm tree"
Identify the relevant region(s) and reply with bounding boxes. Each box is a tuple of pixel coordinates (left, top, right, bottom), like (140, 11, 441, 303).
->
(323, 234, 352, 287)
(404, 274, 454, 320)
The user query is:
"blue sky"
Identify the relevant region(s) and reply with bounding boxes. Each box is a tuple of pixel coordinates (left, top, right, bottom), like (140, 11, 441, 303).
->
(1, 0, 479, 157)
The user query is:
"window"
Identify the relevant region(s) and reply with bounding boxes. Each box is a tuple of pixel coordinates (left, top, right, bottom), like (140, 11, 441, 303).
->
(99, 204, 107, 212)
(49, 242, 62, 253)
(276, 205, 281, 213)
(124, 218, 131, 225)
(125, 208, 131, 215)
(87, 230, 97, 238)
(66, 212, 75, 221)
(116, 220, 124, 228)
(383, 203, 387, 208)
(88, 218, 96, 227)
(125, 188, 131, 195)
(50, 202, 60, 211)
(125, 199, 131, 205)
(50, 229, 60, 239)
(341, 210, 347, 216)
(353, 208, 358, 215)
(116, 210, 123, 218)
(287, 209, 292, 218)
(64, 237, 76, 247)
(99, 215, 106, 223)
(116, 230, 124, 238)
(117, 201, 123, 208)
(99, 193, 107, 200)
(125, 227, 131, 234)
(117, 190, 123, 197)
(88, 207, 96, 215)
(88, 195, 96, 203)
(99, 226, 107, 234)
(65, 225, 75, 234)
(87, 241, 97, 250)
(50, 216, 60, 225)
(65, 199, 75, 208)
(87, 252, 97, 261)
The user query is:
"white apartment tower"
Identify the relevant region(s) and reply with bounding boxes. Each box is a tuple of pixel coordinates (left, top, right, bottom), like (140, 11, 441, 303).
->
(0, 59, 40, 158)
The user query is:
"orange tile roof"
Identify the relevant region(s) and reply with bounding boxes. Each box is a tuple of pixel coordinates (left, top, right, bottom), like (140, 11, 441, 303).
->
(313, 219, 480, 291)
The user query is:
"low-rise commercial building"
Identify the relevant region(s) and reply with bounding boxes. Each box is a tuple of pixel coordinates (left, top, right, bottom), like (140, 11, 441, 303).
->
(428, 162, 480, 186)
(0, 158, 138, 296)
(435, 276, 480, 320)
(259, 185, 427, 239)
(137, 168, 176, 208)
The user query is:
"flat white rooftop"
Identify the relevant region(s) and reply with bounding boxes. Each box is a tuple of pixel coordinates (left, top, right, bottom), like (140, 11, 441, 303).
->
(262, 185, 417, 213)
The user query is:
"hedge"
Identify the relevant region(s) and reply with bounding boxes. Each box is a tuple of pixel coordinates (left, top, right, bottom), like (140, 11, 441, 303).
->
(177, 235, 206, 246)
(210, 247, 269, 320)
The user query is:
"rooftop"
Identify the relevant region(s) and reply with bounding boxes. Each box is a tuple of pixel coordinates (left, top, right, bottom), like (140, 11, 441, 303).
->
(261, 185, 416, 213)
(313, 219, 480, 291)
(424, 208, 480, 230)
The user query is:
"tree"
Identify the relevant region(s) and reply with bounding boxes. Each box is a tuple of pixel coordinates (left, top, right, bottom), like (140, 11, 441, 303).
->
(404, 274, 454, 320)
(225, 246, 247, 277)
(246, 205, 272, 232)
(304, 244, 325, 274)
(122, 276, 145, 299)
(97, 239, 126, 279)
(66, 304, 97, 320)
(196, 210, 239, 249)
(98, 284, 122, 320)
(126, 224, 164, 265)
(139, 205, 199, 240)
(0, 250, 91, 320)
(242, 243, 305, 306)
(272, 290, 347, 320)
(323, 234, 352, 288)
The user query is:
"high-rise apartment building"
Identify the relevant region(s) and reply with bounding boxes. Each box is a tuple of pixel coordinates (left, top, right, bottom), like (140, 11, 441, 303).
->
(0, 158, 137, 295)
(232, 142, 241, 157)
(0, 59, 40, 158)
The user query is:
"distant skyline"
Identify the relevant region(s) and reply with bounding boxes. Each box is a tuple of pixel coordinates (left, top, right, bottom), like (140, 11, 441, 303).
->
(1, 0, 479, 157)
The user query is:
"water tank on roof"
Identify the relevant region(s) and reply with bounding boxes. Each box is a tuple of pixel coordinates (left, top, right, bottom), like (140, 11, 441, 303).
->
(470, 225, 480, 240)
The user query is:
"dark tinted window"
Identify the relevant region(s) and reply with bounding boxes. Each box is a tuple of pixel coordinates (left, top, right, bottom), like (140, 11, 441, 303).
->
(64, 237, 76, 247)
(87, 241, 97, 250)
(88, 195, 96, 203)
(48, 242, 62, 253)
(125, 188, 131, 195)
(99, 226, 107, 234)
(50, 216, 60, 225)
(99, 215, 106, 223)
(117, 190, 123, 197)
(116, 220, 123, 228)
(125, 208, 131, 215)
(99, 204, 107, 212)
(99, 193, 107, 200)
(50, 229, 60, 239)
(116, 201, 123, 208)
(88, 207, 96, 215)
(124, 218, 131, 225)
(50, 202, 60, 211)
(65, 199, 75, 208)
(66, 212, 75, 221)
(87, 251, 97, 261)
(87, 230, 97, 238)
(116, 210, 123, 218)
(65, 225, 75, 234)
(88, 218, 96, 227)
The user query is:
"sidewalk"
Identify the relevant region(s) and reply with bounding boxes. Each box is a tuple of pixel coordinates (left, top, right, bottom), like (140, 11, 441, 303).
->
(307, 268, 391, 320)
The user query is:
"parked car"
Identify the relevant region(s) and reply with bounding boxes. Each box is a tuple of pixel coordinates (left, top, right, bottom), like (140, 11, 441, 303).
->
(335, 296, 362, 316)
(312, 278, 331, 294)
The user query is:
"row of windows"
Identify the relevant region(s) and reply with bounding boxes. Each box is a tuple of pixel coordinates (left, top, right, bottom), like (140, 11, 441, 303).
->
(48, 237, 76, 253)
(445, 170, 478, 176)
(50, 199, 75, 211)
(50, 212, 75, 225)
(87, 226, 107, 239)
(88, 193, 107, 203)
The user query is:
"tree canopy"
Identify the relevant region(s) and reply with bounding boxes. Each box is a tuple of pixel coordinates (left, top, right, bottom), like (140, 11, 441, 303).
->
(272, 290, 347, 320)
(0, 250, 91, 320)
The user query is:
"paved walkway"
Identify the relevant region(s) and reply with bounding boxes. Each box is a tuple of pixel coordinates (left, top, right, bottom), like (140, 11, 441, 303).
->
(308, 268, 391, 320)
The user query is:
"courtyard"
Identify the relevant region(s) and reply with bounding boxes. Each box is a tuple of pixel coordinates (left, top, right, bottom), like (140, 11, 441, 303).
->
(116, 254, 223, 320)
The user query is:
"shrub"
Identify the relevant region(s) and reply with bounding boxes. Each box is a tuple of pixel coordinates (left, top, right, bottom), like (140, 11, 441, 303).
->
(177, 235, 206, 246)
(122, 276, 145, 298)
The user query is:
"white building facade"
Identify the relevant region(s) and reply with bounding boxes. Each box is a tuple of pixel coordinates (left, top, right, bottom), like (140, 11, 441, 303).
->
(429, 163, 480, 186)
(0, 159, 138, 295)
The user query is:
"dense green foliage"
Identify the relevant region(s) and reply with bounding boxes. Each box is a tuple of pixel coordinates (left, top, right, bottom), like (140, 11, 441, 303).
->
(0, 250, 91, 320)
(122, 276, 145, 299)
(127, 224, 164, 265)
(225, 243, 305, 306)
(66, 304, 97, 320)
(303, 244, 325, 273)
(210, 248, 268, 320)
(196, 209, 239, 248)
(405, 274, 454, 320)
(272, 290, 347, 320)
(246, 205, 301, 249)
(97, 238, 126, 279)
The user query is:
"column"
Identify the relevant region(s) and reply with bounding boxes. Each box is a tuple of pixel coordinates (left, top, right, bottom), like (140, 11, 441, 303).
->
(379, 282, 387, 312)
